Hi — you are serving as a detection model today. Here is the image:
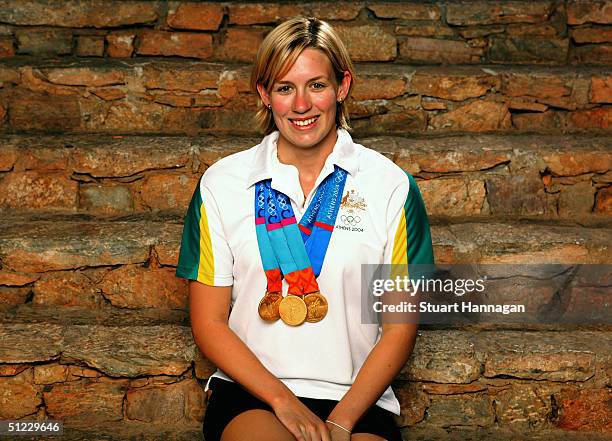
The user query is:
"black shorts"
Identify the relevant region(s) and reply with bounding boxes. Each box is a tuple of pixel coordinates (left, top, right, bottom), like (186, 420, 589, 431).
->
(203, 377, 403, 441)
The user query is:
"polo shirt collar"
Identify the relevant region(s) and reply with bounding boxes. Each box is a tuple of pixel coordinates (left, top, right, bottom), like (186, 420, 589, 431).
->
(246, 127, 359, 191)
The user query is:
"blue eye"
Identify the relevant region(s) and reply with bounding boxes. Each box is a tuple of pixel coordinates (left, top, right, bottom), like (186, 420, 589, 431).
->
(312, 82, 325, 89)
(276, 85, 291, 93)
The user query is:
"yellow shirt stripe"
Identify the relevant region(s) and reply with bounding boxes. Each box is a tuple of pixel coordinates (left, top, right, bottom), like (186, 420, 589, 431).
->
(197, 201, 215, 285)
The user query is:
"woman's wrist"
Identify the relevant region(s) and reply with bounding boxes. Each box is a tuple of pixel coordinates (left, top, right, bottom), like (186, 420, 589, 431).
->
(267, 384, 298, 410)
(325, 411, 355, 432)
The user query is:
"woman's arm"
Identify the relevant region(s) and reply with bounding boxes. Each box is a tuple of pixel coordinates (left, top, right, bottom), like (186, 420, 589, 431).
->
(326, 320, 418, 432)
(189, 280, 331, 441)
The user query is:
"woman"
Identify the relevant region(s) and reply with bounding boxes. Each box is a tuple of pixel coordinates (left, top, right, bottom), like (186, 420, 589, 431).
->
(176, 16, 434, 441)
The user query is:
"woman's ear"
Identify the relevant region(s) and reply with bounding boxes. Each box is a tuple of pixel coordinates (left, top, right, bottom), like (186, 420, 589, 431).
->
(338, 70, 352, 102)
(256, 82, 270, 107)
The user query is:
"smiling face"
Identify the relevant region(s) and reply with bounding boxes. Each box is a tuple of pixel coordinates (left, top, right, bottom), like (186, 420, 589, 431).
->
(257, 48, 351, 156)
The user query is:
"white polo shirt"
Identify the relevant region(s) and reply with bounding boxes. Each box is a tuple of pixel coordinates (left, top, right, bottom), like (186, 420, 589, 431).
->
(176, 128, 434, 415)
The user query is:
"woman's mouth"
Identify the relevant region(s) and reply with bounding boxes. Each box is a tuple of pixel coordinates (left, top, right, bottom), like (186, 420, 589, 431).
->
(290, 116, 319, 130)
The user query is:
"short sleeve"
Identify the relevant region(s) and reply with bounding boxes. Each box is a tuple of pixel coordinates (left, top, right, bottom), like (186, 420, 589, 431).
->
(383, 172, 434, 279)
(175, 178, 234, 286)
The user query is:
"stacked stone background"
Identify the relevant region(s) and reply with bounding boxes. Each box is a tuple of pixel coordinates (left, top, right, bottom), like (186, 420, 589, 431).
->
(0, 1, 610, 440)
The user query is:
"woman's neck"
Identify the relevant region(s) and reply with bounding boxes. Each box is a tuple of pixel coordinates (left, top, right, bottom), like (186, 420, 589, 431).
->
(277, 131, 337, 199)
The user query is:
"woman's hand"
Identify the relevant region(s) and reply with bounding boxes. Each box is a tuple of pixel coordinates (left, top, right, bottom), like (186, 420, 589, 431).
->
(271, 396, 331, 441)
(325, 421, 351, 441)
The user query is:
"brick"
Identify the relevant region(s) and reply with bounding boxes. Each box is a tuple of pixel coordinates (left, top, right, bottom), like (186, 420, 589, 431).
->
(79, 184, 133, 215)
(13, 145, 69, 171)
(0, 270, 38, 286)
(90, 87, 125, 101)
(554, 388, 612, 430)
(0, 0, 160, 28)
(99, 265, 188, 309)
(45, 379, 126, 423)
(67, 366, 103, 381)
(400, 332, 481, 383)
(167, 2, 223, 30)
(215, 28, 265, 63)
(494, 384, 554, 429)
(106, 32, 135, 58)
(0, 323, 63, 363)
(75, 35, 104, 57)
(567, 0, 612, 25)
(369, 3, 440, 20)
(62, 324, 194, 377)
(0, 171, 78, 210)
(0, 365, 29, 376)
(558, 181, 596, 216)
(33, 364, 68, 385)
(18, 67, 78, 96)
(481, 333, 596, 381)
(137, 31, 213, 59)
(395, 22, 454, 38)
(137, 173, 199, 212)
(358, 110, 426, 134)
(126, 378, 204, 423)
(426, 394, 494, 427)
(422, 383, 487, 395)
(72, 139, 191, 177)
(335, 24, 396, 62)
(429, 101, 511, 132)
(571, 44, 612, 64)
(396, 146, 511, 173)
(144, 66, 218, 92)
(351, 76, 406, 101)
(595, 186, 612, 213)
(394, 382, 428, 426)
(0, 36, 14, 57)
(572, 25, 612, 43)
(570, 107, 612, 129)
(15, 29, 72, 55)
(506, 23, 559, 37)
(486, 175, 547, 216)
(45, 68, 125, 87)
(0, 286, 30, 308)
(512, 111, 564, 131)
(310, 2, 363, 20)
(458, 26, 505, 39)
(507, 98, 548, 112)
(410, 71, 499, 101)
(400, 37, 483, 64)
(9, 90, 81, 131)
(419, 178, 487, 216)
(33, 270, 106, 308)
(154, 243, 180, 267)
(0, 371, 40, 419)
(0, 144, 17, 171)
(590, 76, 612, 103)
(488, 36, 569, 64)
(228, 3, 307, 25)
(447, 1, 552, 25)
(0, 222, 154, 272)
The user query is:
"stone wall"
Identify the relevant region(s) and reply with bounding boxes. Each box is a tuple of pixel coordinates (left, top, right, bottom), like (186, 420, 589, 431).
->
(0, 1, 610, 440)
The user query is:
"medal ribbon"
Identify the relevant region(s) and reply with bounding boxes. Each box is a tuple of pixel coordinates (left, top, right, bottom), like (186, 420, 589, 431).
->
(254, 166, 348, 296)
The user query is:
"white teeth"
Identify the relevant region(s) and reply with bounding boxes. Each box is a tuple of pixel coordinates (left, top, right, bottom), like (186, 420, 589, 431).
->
(292, 117, 317, 126)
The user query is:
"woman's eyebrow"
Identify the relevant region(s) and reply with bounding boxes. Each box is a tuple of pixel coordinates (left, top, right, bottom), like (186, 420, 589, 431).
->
(275, 75, 328, 84)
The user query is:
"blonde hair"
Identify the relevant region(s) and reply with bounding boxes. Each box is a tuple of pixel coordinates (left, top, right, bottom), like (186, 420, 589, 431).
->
(250, 16, 356, 135)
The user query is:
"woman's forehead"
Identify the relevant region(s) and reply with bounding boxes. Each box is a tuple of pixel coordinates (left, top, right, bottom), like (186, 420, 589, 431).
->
(275, 48, 334, 83)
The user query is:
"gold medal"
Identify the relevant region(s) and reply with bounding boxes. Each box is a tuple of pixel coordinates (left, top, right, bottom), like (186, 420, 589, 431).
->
(304, 291, 328, 323)
(279, 295, 307, 326)
(258, 292, 282, 321)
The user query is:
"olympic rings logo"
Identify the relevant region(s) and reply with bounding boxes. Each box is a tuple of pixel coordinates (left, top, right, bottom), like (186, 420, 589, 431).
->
(341, 215, 361, 226)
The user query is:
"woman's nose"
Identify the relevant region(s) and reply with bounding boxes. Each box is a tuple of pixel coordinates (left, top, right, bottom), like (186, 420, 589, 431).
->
(292, 89, 311, 112)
